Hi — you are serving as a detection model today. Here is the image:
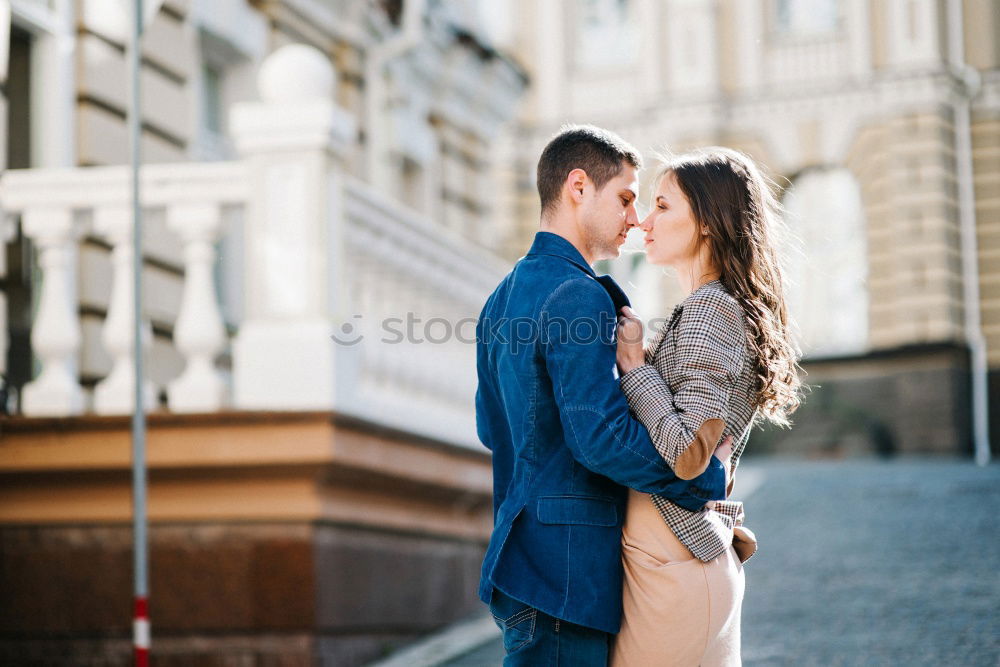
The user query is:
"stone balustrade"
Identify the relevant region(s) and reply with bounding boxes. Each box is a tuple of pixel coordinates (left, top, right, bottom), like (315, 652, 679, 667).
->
(339, 177, 505, 446)
(0, 43, 506, 450)
(0, 162, 248, 416)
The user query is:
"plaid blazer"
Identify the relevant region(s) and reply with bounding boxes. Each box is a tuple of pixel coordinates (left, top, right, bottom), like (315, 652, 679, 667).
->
(620, 279, 759, 562)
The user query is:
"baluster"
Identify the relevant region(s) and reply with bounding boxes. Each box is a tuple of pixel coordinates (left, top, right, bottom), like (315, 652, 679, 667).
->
(93, 205, 157, 414)
(166, 203, 227, 412)
(355, 248, 381, 393)
(373, 243, 399, 394)
(21, 207, 84, 416)
(402, 257, 424, 396)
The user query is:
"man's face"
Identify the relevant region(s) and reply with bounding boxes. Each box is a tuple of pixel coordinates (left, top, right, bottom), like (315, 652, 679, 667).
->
(580, 164, 640, 262)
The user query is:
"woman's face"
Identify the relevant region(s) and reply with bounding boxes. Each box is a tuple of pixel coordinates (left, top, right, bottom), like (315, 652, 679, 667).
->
(639, 171, 703, 267)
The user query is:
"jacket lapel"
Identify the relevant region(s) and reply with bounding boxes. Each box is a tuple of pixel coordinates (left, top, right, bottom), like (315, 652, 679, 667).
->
(593, 274, 676, 366)
(644, 303, 683, 364)
(644, 323, 669, 364)
(594, 274, 631, 313)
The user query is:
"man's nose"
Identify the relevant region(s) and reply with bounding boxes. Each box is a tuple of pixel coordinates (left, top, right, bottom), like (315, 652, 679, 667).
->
(625, 205, 640, 228)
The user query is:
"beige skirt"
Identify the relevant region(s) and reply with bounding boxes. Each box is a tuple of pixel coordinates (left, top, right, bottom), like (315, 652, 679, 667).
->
(611, 489, 745, 667)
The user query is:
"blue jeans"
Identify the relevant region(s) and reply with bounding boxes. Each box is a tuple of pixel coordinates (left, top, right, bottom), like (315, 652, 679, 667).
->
(489, 587, 610, 666)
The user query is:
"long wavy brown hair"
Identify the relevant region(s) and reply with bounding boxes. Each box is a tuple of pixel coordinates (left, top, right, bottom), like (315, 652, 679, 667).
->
(657, 147, 802, 426)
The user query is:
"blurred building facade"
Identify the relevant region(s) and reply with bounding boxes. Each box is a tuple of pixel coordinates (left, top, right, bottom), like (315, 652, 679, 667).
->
(495, 0, 1000, 458)
(1, 0, 998, 664)
(0, 0, 524, 664)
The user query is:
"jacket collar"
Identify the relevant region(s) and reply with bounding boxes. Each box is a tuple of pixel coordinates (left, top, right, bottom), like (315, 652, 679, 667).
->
(525, 231, 632, 312)
(525, 231, 596, 277)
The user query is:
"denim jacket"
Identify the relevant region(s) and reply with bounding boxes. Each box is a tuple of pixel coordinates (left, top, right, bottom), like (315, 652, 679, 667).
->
(475, 231, 727, 633)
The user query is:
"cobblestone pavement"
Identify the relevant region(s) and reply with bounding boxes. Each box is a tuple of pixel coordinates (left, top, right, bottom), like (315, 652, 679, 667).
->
(441, 458, 1000, 666)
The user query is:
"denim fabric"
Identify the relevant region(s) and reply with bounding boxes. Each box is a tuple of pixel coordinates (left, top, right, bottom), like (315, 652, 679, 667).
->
(476, 232, 727, 633)
(489, 587, 610, 666)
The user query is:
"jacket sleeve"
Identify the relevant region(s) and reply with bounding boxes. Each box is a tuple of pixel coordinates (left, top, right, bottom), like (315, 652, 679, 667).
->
(725, 422, 755, 496)
(475, 316, 504, 452)
(541, 277, 727, 505)
(475, 370, 495, 452)
(620, 289, 747, 480)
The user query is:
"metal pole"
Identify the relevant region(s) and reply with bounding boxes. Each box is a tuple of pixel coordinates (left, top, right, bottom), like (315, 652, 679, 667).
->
(128, 0, 150, 664)
(947, 0, 990, 466)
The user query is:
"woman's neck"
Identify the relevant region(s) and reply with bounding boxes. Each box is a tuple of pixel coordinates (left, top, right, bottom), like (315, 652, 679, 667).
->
(674, 262, 721, 296)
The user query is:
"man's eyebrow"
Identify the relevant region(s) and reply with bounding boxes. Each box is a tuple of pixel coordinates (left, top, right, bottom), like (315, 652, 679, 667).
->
(620, 189, 637, 202)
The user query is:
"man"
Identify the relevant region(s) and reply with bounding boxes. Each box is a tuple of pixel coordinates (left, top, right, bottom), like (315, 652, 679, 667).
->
(475, 125, 729, 665)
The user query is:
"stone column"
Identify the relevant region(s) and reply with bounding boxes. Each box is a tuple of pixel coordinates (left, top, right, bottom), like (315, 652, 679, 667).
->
(230, 44, 356, 410)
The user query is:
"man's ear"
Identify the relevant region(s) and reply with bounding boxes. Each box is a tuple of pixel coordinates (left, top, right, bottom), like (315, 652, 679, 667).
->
(565, 168, 588, 205)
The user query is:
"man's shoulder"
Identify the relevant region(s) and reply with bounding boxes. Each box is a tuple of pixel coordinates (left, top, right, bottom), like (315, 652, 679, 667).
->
(496, 256, 607, 311)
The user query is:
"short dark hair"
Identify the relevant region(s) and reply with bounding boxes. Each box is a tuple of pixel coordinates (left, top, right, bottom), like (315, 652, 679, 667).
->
(536, 124, 643, 216)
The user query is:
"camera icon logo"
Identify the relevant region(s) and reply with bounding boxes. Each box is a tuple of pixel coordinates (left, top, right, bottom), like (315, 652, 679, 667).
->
(330, 315, 364, 346)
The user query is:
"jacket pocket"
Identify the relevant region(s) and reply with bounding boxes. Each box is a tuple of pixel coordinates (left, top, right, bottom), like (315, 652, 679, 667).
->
(536, 495, 618, 526)
(489, 589, 538, 653)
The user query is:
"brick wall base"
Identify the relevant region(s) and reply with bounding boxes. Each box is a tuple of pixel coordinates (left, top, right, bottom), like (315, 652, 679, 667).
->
(750, 344, 991, 457)
(0, 522, 486, 666)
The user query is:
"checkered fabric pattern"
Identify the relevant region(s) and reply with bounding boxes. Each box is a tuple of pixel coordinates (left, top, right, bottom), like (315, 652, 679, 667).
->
(620, 280, 759, 562)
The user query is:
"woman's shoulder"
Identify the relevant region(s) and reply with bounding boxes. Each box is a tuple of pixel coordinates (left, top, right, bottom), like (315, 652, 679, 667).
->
(666, 281, 749, 368)
(678, 280, 744, 325)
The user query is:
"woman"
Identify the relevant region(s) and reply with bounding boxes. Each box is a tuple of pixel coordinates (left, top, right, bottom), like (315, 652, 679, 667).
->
(611, 147, 801, 666)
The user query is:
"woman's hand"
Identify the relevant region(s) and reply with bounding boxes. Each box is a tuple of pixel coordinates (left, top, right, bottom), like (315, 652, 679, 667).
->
(616, 306, 646, 373)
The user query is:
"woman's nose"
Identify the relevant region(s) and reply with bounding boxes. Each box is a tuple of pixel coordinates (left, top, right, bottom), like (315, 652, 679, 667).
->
(639, 212, 653, 232)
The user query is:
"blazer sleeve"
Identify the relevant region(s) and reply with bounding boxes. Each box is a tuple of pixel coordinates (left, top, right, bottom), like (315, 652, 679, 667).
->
(620, 289, 747, 480)
(541, 276, 727, 504)
(725, 421, 755, 496)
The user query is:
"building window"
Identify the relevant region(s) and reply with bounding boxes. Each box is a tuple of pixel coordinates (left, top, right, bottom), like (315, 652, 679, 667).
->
(782, 168, 868, 357)
(200, 62, 224, 136)
(574, 0, 637, 70)
(773, 0, 840, 36)
(6, 26, 32, 169)
(401, 157, 425, 213)
(194, 30, 251, 161)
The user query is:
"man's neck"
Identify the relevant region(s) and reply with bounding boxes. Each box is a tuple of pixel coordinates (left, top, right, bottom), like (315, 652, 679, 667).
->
(539, 221, 594, 265)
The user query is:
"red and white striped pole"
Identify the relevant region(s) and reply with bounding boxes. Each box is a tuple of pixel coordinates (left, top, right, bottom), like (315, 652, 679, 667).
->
(127, 0, 152, 664)
(133, 596, 150, 666)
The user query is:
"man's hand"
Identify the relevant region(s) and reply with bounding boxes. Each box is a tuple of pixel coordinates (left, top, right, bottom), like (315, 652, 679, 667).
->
(714, 435, 733, 464)
(704, 436, 736, 509)
(714, 435, 734, 493)
(616, 306, 645, 373)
